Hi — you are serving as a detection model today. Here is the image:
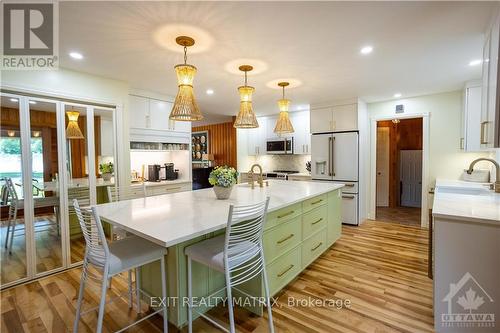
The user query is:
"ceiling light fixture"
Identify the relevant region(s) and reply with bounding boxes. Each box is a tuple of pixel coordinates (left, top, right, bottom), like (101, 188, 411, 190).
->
(392, 119, 400, 124)
(274, 82, 294, 135)
(360, 46, 373, 55)
(206, 89, 214, 95)
(234, 65, 258, 129)
(7, 130, 16, 137)
(66, 108, 84, 139)
(69, 52, 84, 60)
(169, 36, 203, 122)
(394, 93, 402, 98)
(469, 59, 482, 67)
(32, 131, 41, 137)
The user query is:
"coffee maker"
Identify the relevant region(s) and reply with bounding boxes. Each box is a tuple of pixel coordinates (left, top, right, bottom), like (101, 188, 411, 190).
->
(162, 163, 179, 180)
(148, 165, 161, 182)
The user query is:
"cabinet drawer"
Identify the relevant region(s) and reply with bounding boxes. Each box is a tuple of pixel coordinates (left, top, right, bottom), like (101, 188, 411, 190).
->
(264, 217, 302, 264)
(267, 246, 301, 296)
(301, 230, 327, 269)
(302, 194, 327, 213)
(148, 182, 191, 196)
(265, 203, 302, 230)
(302, 205, 327, 240)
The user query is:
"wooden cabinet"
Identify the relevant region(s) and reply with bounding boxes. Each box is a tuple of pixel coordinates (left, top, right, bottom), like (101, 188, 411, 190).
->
(461, 82, 482, 151)
(310, 103, 358, 133)
(247, 118, 267, 155)
(481, 13, 500, 148)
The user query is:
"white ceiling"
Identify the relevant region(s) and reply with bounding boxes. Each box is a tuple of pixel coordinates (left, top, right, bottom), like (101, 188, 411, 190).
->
(59, 1, 496, 119)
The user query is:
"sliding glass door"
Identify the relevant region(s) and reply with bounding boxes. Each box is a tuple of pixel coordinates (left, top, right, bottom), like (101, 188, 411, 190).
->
(0, 93, 117, 287)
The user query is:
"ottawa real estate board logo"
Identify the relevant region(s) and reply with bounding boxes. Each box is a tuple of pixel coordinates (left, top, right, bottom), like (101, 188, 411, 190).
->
(441, 272, 495, 329)
(2, 2, 58, 70)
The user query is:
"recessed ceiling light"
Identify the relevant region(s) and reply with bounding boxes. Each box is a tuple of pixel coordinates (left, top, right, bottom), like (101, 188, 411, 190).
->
(468, 59, 482, 66)
(29, 101, 37, 104)
(360, 46, 373, 55)
(69, 52, 84, 60)
(206, 89, 214, 95)
(9, 98, 17, 102)
(394, 93, 402, 98)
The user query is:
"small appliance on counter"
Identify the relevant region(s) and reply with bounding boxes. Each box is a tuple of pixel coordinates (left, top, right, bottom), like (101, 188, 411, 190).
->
(148, 164, 161, 182)
(163, 163, 179, 180)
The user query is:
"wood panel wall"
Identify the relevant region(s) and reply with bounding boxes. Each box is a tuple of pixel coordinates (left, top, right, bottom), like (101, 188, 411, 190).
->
(192, 118, 237, 169)
(377, 117, 423, 207)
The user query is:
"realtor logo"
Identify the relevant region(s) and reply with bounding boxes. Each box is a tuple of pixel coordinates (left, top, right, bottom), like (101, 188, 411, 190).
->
(2, 2, 58, 69)
(441, 272, 495, 328)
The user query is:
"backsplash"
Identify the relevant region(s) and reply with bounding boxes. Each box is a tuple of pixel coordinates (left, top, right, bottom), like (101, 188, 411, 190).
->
(242, 154, 311, 173)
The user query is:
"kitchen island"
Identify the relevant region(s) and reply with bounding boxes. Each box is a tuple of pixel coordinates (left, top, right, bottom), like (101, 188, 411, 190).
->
(95, 180, 344, 327)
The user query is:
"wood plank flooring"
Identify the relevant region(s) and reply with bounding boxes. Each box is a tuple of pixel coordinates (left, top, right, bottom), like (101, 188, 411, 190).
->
(1, 220, 434, 333)
(376, 207, 421, 226)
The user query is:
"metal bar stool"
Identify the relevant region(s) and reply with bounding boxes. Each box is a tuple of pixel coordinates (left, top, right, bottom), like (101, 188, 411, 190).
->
(185, 198, 274, 333)
(72, 199, 168, 333)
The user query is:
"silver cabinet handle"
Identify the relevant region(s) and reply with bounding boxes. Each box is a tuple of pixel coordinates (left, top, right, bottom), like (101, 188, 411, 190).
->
(342, 195, 355, 199)
(345, 184, 355, 187)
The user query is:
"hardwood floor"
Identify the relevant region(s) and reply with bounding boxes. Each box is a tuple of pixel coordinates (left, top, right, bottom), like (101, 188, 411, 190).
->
(376, 207, 421, 226)
(1, 220, 433, 333)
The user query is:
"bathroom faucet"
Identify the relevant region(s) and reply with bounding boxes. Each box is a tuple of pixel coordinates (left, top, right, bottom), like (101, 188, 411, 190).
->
(466, 158, 500, 193)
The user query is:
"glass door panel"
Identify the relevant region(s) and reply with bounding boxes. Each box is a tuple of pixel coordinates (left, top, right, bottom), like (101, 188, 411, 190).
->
(28, 99, 64, 274)
(93, 107, 116, 241)
(0, 95, 28, 284)
(64, 104, 91, 264)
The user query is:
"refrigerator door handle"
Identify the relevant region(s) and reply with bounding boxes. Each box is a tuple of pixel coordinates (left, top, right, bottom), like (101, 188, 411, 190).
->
(328, 137, 333, 176)
(332, 136, 336, 177)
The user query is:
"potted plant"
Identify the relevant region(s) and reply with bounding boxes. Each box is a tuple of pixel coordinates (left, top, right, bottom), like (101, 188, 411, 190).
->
(208, 166, 238, 200)
(99, 162, 114, 181)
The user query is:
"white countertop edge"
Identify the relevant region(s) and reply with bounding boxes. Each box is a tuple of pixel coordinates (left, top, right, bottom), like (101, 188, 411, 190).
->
(130, 180, 191, 187)
(432, 212, 500, 227)
(97, 181, 344, 247)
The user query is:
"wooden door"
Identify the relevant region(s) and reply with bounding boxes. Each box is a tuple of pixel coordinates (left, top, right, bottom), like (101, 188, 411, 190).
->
(376, 127, 390, 207)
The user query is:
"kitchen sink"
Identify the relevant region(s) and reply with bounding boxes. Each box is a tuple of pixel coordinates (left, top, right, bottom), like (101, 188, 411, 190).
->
(436, 186, 491, 195)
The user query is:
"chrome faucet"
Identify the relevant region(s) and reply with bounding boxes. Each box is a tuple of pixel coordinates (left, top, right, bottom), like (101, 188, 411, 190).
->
(248, 163, 265, 189)
(466, 158, 500, 193)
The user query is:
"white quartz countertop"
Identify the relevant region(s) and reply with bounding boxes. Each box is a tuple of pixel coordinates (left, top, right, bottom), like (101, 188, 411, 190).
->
(432, 179, 500, 226)
(288, 173, 312, 178)
(131, 179, 191, 187)
(95, 180, 344, 247)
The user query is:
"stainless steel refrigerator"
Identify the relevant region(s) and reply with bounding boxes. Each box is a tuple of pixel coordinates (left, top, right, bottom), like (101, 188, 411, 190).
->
(311, 131, 359, 225)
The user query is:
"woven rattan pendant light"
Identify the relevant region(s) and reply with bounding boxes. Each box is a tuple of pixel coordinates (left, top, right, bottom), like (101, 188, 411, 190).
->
(169, 36, 203, 121)
(273, 82, 294, 135)
(66, 108, 84, 139)
(234, 65, 258, 128)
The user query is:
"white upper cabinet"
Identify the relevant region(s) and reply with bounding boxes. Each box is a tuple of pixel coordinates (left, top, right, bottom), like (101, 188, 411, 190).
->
(310, 107, 333, 133)
(129, 95, 149, 129)
(149, 99, 171, 130)
(310, 103, 358, 133)
(291, 111, 311, 154)
(462, 82, 482, 152)
(128, 95, 191, 133)
(481, 12, 500, 148)
(247, 118, 267, 156)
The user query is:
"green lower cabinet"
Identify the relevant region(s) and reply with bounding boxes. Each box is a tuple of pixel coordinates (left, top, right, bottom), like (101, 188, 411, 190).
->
(139, 189, 342, 328)
(327, 189, 342, 246)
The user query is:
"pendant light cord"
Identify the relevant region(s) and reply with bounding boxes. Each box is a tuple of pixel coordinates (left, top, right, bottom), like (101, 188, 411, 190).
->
(244, 70, 248, 86)
(184, 46, 188, 64)
(282, 86, 285, 99)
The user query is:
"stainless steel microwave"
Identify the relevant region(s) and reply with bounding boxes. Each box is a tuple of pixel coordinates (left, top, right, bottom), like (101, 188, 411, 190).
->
(266, 137, 293, 154)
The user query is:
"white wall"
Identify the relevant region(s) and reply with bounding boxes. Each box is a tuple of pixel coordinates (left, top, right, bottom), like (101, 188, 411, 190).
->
(368, 91, 492, 186)
(1, 68, 131, 185)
